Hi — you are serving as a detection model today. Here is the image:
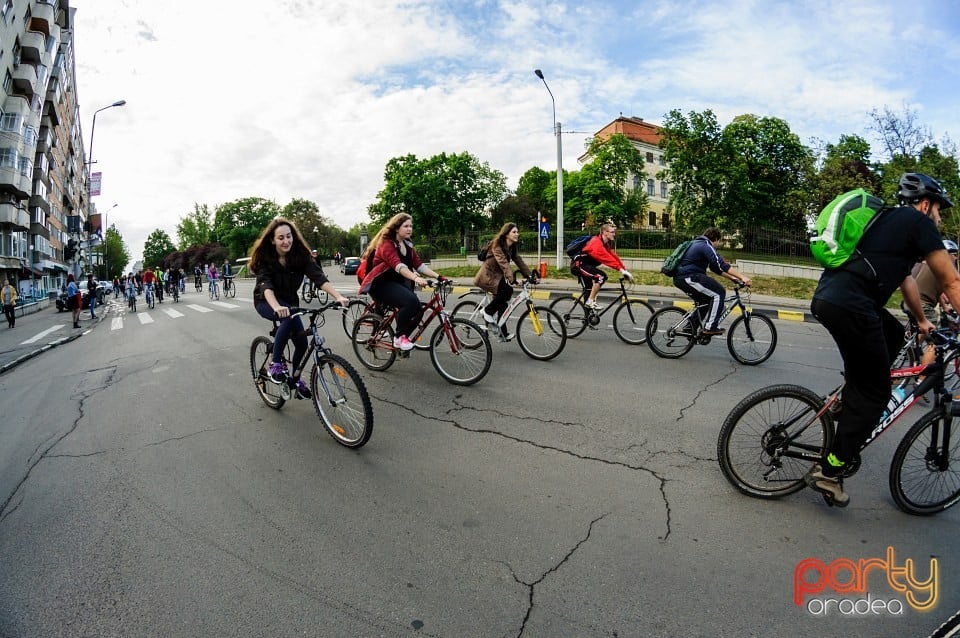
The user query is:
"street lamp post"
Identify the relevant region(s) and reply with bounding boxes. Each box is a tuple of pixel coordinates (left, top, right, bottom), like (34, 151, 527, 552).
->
(534, 69, 563, 267)
(85, 99, 126, 279)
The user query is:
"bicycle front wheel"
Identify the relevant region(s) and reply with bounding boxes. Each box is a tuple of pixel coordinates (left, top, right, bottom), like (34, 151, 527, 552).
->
(889, 411, 960, 515)
(727, 312, 778, 365)
(516, 305, 566, 361)
(646, 307, 695, 359)
(302, 285, 314, 303)
(311, 353, 374, 448)
(250, 336, 286, 409)
(227, 281, 236, 298)
(429, 318, 491, 385)
(342, 299, 371, 342)
(549, 295, 588, 338)
(351, 314, 396, 371)
(717, 384, 833, 499)
(613, 299, 654, 345)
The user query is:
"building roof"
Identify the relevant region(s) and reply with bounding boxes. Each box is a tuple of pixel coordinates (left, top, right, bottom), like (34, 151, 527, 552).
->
(593, 116, 663, 146)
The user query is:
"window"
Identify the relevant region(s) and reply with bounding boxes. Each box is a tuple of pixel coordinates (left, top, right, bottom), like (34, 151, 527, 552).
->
(0, 112, 16, 131)
(658, 155, 665, 166)
(18, 156, 32, 177)
(23, 125, 37, 146)
(647, 179, 654, 196)
(3, 70, 12, 93)
(633, 174, 641, 190)
(2, 1, 14, 26)
(660, 181, 668, 198)
(0, 147, 17, 168)
(661, 212, 671, 228)
(648, 211, 656, 227)
(646, 152, 654, 163)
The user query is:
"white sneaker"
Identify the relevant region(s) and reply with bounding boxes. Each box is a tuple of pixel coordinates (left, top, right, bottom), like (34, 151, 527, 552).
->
(585, 299, 603, 311)
(481, 311, 497, 325)
(393, 335, 415, 351)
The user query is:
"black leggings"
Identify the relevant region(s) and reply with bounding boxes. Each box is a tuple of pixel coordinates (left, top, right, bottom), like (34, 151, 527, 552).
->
(371, 278, 422, 338)
(486, 278, 513, 320)
(811, 298, 905, 463)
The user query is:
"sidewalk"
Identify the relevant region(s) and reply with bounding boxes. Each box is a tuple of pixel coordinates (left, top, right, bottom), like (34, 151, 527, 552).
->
(0, 296, 106, 375)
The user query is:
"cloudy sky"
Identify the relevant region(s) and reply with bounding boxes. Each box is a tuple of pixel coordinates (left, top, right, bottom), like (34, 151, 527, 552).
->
(70, 0, 960, 262)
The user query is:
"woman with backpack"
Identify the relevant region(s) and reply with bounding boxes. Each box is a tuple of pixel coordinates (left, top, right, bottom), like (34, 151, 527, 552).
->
(358, 213, 445, 351)
(474, 222, 536, 340)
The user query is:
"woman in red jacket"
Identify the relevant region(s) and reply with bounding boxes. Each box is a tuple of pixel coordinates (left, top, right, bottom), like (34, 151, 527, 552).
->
(359, 213, 444, 351)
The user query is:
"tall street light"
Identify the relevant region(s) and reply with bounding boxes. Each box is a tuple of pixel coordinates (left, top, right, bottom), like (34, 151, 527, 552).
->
(84, 99, 126, 279)
(534, 69, 563, 267)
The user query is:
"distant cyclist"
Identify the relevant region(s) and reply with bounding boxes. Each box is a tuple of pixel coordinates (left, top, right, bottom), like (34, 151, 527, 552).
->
(570, 222, 633, 310)
(672, 227, 751, 336)
(250, 218, 347, 399)
(808, 173, 960, 507)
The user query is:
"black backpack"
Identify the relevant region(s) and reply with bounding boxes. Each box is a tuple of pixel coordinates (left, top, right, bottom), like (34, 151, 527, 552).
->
(565, 234, 593, 258)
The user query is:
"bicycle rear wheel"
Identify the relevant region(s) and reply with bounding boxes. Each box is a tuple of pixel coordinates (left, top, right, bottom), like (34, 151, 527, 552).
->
(351, 314, 397, 371)
(429, 318, 491, 385)
(227, 281, 236, 298)
(646, 307, 695, 358)
(889, 411, 960, 515)
(717, 384, 833, 499)
(549, 295, 588, 338)
(311, 353, 374, 448)
(516, 305, 566, 361)
(727, 312, 778, 365)
(250, 336, 286, 409)
(613, 299, 654, 345)
(302, 284, 314, 303)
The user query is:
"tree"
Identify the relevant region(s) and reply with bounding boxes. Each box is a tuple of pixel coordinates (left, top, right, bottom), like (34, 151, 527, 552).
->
(213, 197, 281, 259)
(367, 152, 508, 239)
(176, 203, 214, 249)
(101, 225, 130, 278)
(868, 104, 934, 162)
(516, 166, 552, 220)
(811, 134, 879, 210)
(143, 229, 176, 269)
(488, 195, 537, 231)
(575, 133, 650, 227)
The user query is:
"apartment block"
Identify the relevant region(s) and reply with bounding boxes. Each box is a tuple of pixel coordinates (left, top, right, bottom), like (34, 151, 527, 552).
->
(0, 0, 86, 300)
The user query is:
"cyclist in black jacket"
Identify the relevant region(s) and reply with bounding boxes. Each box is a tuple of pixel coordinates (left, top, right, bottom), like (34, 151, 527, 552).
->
(673, 227, 751, 335)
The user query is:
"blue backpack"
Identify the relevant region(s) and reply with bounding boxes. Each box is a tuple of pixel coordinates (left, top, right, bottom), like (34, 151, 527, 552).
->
(565, 234, 593, 258)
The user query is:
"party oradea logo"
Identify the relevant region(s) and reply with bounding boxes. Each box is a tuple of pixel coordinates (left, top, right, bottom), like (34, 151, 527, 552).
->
(794, 546, 938, 616)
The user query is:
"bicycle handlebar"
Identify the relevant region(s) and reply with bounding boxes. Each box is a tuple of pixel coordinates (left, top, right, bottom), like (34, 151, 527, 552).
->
(276, 300, 346, 321)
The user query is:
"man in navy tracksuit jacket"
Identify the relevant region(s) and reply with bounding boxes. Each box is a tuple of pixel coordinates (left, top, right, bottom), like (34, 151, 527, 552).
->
(673, 227, 751, 335)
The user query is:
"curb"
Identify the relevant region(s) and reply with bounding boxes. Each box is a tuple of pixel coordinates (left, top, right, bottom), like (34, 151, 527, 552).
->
(0, 316, 101, 376)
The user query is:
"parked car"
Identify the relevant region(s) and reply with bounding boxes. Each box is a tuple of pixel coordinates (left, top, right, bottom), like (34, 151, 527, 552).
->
(55, 288, 90, 312)
(340, 256, 361, 275)
(95, 281, 112, 301)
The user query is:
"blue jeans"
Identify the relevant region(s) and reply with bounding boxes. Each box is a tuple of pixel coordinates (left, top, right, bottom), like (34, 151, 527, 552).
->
(255, 301, 308, 374)
(89, 291, 97, 316)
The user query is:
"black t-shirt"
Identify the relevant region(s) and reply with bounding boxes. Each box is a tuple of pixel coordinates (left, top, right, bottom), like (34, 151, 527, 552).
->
(813, 206, 943, 316)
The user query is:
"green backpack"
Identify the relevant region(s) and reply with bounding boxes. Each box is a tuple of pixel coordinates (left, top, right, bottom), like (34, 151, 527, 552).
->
(809, 189, 887, 269)
(660, 239, 694, 277)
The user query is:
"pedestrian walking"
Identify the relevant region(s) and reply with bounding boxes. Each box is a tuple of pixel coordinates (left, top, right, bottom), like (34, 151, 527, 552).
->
(1, 278, 17, 328)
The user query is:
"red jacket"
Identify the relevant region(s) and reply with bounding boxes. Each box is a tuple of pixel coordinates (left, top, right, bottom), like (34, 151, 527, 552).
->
(359, 239, 424, 294)
(577, 236, 625, 270)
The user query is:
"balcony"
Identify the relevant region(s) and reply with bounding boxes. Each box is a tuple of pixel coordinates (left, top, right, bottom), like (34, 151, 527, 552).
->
(29, 193, 50, 215)
(29, 2, 56, 35)
(0, 202, 29, 230)
(0, 168, 31, 199)
(36, 126, 51, 152)
(20, 31, 45, 64)
(11, 64, 38, 98)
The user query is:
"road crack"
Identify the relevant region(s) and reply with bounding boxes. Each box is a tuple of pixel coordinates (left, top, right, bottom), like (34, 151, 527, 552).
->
(676, 365, 738, 422)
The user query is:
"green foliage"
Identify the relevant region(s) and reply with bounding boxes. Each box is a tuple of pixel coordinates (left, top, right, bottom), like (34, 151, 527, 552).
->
(101, 225, 130, 278)
(213, 197, 281, 259)
(516, 166, 552, 214)
(811, 134, 879, 210)
(367, 151, 508, 236)
(176, 204, 213, 250)
(143, 229, 176, 270)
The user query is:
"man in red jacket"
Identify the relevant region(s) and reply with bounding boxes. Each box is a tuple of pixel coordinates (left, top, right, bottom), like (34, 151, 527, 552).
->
(571, 223, 633, 310)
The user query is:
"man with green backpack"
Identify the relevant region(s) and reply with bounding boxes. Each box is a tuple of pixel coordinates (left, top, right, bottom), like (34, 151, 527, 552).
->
(807, 173, 960, 507)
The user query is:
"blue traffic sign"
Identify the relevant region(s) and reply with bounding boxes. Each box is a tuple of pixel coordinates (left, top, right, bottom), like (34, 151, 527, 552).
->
(539, 222, 550, 238)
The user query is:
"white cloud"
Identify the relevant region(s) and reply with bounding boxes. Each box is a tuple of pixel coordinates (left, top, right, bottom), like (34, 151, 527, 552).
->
(71, 0, 960, 264)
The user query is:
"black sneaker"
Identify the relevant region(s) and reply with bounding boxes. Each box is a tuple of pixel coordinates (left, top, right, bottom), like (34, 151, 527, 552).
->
(291, 378, 312, 400)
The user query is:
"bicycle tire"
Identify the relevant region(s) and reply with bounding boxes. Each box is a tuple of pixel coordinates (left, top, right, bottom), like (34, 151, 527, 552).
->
(227, 281, 236, 298)
(351, 314, 397, 371)
(727, 312, 778, 365)
(302, 284, 314, 303)
(516, 305, 566, 361)
(250, 336, 286, 409)
(889, 410, 960, 515)
(429, 317, 491, 385)
(717, 384, 833, 499)
(549, 295, 588, 338)
(314, 290, 328, 305)
(929, 608, 960, 638)
(646, 307, 695, 359)
(310, 353, 374, 448)
(342, 299, 371, 342)
(612, 299, 654, 345)
(451, 298, 482, 322)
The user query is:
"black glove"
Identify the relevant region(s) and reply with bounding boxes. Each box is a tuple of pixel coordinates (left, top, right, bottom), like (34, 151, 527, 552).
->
(527, 273, 540, 284)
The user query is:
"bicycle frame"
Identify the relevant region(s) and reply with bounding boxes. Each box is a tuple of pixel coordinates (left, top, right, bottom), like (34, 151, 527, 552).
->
(687, 284, 748, 332)
(376, 282, 460, 353)
(457, 280, 539, 330)
(572, 277, 632, 317)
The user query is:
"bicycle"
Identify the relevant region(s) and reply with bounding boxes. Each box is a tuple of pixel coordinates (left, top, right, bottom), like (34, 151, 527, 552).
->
(341, 294, 373, 342)
(222, 275, 236, 298)
(351, 279, 492, 385)
(208, 278, 220, 300)
(126, 286, 137, 312)
(250, 301, 374, 448)
(548, 277, 655, 344)
(171, 281, 179, 303)
(300, 277, 328, 305)
(645, 281, 777, 365)
(145, 283, 155, 309)
(717, 330, 960, 515)
(451, 273, 567, 361)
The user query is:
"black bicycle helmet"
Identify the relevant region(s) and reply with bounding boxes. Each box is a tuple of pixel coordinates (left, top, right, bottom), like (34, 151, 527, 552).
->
(897, 173, 954, 209)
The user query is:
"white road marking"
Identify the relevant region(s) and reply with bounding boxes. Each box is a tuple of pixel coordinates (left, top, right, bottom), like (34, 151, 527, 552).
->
(20, 325, 66, 344)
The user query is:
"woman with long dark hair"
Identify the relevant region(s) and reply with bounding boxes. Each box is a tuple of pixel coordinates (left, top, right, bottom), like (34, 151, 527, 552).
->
(474, 222, 535, 340)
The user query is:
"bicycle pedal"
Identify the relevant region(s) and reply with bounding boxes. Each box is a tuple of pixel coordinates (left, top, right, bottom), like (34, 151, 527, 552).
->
(399, 350, 411, 359)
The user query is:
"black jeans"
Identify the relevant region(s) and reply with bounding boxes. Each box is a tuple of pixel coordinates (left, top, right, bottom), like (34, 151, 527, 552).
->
(3, 303, 14, 327)
(371, 279, 422, 338)
(255, 301, 308, 374)
(486, 278, 513, 320)
(810, 298, 905, 464)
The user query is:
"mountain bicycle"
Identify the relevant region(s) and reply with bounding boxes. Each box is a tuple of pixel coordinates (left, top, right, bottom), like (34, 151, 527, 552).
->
(222, 275, 236, 298)
(451, 273, 567, 361)
(351, 279, 492, 385)
(300, 277, 328, 305)
(250, 301, 374, 448)
(208, 278, 220, 300)
(126, 286, 137, 312)
(548, 277, 654, 344)
(717, 330, 960, 515)
(645, 281, 777, 365)
(145, 283, 155, 309)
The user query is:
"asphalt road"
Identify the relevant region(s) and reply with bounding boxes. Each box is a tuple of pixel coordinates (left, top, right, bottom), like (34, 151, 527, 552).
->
(0, 274, 956, 637)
